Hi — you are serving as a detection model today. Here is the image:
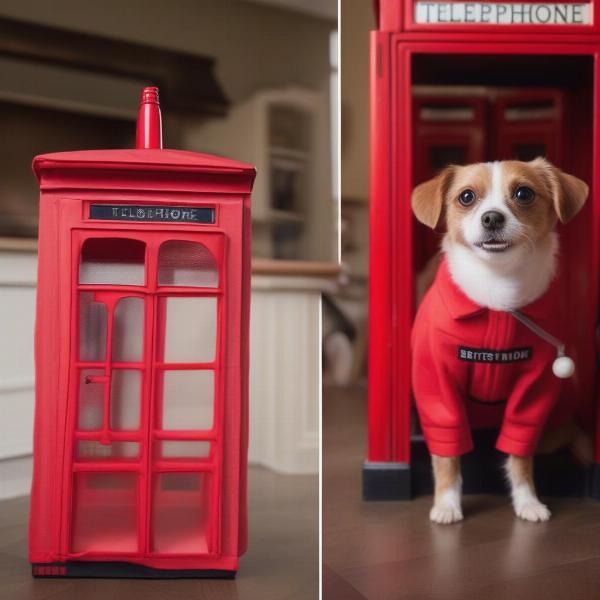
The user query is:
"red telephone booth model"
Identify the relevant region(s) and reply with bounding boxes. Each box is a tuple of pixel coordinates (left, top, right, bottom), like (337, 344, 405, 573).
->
(365, 0, 600, 500)
(29, 87, 255, 577)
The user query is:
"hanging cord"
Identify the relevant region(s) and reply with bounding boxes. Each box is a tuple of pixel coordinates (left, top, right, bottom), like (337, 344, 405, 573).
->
(510, 310, 574, 379)
(510, 310, 565, 357)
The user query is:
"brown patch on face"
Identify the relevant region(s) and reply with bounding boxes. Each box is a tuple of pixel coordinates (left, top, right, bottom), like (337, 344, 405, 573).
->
(500, 161, 558, 241)
(411, 166, 456, 230)
(529, 157, 588, 223)
(443, 163, 491, 246)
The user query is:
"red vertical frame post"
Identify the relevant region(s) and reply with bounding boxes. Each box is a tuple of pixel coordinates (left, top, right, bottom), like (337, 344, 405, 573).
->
(363, 30, 414, 499)
(593, 52, 600, 473)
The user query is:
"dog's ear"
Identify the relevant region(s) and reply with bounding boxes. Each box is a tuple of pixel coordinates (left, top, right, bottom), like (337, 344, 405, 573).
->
(411, 166, 455, 230)
(530, 157, 589, 224)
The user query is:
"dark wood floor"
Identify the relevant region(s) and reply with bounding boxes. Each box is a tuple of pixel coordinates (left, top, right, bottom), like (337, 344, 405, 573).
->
(0, 466, 317, 600)
(323, 385, 600, 600)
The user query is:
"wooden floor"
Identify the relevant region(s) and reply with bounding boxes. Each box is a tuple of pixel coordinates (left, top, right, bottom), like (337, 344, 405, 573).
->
(0, 466, 317, 600)
(323, 385, 600, 600)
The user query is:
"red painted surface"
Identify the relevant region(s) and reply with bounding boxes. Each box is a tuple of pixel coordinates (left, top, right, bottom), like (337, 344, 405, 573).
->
(368, 3, 600, 468)
(136, 87, 163, 150)
(29, 88, 256, 573)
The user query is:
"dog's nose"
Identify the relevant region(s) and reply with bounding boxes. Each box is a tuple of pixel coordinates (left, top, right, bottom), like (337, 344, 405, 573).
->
(481, 210, 505, 230)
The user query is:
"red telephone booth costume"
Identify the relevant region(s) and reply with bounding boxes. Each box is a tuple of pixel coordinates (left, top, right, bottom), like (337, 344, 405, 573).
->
(365, 1, 600, 500)
(29, 87, 255, 577)
(412, 259, 565, 458)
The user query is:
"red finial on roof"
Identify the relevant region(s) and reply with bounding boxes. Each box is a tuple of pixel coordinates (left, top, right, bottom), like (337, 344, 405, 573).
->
(136, 86, 162, 149)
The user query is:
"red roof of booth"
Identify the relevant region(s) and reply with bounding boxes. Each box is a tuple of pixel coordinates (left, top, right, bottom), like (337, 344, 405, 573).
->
(33, 148, 256, 181)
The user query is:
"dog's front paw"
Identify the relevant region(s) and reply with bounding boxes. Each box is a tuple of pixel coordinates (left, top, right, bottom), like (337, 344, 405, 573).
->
(430, 503, 463, 524)
(514, 499, 551, 522)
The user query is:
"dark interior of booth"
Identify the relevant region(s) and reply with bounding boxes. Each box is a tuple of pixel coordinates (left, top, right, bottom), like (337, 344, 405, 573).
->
(409, 54, 597, 497)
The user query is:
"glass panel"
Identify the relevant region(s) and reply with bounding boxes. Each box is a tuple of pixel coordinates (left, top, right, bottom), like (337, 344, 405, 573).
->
(113, 297, 144, 362)
(80, 238, 145, 285)
(158, 240, 218, 287)
(78, 369, 105, 431)
(71, 472, 138, 553)
(160, 297, 216, 363)
(161, 370, 214, 431)
(76, 441, 139, 460)
(157, 441, 211, 459)
(110, 370, 142, 431)
(79, 292, 107, 361)
(151, 472, 211, 554)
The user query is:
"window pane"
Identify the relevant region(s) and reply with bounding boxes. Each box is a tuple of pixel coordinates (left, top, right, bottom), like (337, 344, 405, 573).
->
(158, 240, 218, 287)
(161, 370, 214, 430)
(76, 441, 139, 460)
(110, 370, 141, 431)
(79, 292, 107, 361)
(78, 369, 105, 431)
(151, 472, 211, 554)
(113, 297, 144, 362)
(156, 441, 211, 459)
(71, 472, 138, 553)
(161, 296, 216, 363)
(80, 238, 145, 285)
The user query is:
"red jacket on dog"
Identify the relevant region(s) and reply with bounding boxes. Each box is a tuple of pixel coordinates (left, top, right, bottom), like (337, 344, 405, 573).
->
(412, 259, 565, 458)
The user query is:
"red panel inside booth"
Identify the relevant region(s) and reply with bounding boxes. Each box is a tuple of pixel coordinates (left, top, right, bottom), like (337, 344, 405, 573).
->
(410, 53, 595, 434)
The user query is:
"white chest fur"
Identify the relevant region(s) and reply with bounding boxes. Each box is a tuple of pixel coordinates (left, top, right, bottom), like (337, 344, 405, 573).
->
(443, 233, 558, 311)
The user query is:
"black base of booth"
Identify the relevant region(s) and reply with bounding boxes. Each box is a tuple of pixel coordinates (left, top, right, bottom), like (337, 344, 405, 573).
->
(362, 461, 412, 500)
(589, 463, 600, 500)
(363, 429, 599, 500)
(32, 561, 236, 579)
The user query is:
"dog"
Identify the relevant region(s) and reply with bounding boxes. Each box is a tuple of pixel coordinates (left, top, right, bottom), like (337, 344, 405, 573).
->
(410, 158, 588, 524)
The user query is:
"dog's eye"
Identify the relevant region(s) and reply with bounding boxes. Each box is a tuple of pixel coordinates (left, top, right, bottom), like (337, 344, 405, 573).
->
(458, 189, 476, 206)
(514, 186, 535, 205)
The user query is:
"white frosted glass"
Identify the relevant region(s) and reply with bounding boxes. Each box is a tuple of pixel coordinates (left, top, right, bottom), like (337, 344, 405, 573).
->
(161, 370, 214, 430)
(158, 240, 218, 287)
(79, 238, 145, 285)
(162, 296, 216, 363)
(78, 369, 105, 430)
(110, 369, 141, 431)
(113, 297, 144, 362)
(79, 292, 107, 361)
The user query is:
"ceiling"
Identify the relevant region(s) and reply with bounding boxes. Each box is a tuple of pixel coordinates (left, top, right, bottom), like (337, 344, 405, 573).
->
(240, 0, 337, 21)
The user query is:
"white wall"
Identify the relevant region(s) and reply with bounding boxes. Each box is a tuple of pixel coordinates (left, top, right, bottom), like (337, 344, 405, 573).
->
(0, 251, 36, 498)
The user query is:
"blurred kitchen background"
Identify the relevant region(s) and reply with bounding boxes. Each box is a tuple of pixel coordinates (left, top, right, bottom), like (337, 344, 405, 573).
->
(0, 0, 337, 523)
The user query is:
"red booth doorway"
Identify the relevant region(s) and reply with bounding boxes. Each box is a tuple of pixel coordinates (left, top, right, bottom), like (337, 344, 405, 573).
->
(366, 35, 599, 500)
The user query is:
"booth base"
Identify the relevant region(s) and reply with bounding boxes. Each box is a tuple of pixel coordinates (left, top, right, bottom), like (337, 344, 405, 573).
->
(363, 430, 600, 501)
(362, 461, 412, 500)
(589, 464, 600, 500)
(31, 561, 237, 579)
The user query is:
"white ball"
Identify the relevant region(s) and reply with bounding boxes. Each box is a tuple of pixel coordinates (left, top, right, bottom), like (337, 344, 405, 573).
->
(552, 356, 575, 379)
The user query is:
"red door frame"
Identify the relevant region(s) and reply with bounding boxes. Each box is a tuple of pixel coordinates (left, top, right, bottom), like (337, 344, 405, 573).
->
(368, 38, 600, 468)
(62, 227, 227, 561)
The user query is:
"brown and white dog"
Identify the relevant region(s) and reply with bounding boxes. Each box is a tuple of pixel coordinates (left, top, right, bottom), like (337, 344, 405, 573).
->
(411, 158, 589, 523)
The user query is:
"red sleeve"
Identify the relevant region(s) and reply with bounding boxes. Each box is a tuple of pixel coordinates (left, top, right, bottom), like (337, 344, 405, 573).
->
(496, 346, 562, 457)
(412, 323, 473, 457)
